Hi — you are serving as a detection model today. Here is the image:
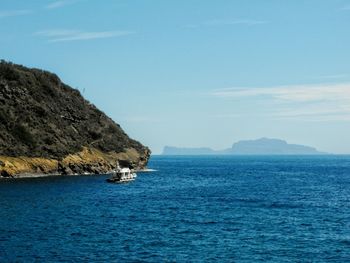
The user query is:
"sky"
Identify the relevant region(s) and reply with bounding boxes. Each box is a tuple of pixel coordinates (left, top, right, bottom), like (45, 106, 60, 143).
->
(1, 0, 350, 154)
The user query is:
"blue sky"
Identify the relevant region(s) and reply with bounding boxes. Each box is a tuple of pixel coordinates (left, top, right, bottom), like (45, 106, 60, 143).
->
(1, 0, 350, 154)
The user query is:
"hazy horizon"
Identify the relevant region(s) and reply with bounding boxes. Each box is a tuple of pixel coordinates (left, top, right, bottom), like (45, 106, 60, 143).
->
(1, 0, 350, 154)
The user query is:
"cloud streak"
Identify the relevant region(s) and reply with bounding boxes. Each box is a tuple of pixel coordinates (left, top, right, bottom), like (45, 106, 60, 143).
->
(212, 83, 350, 122)
(0, 9, 32, 18)
(186, 18, 268, 29)
(45, 0, 80, 9)
(35, 29, 134, 42)
(212, 83, 350, 102)
(46, 1, 67, 9)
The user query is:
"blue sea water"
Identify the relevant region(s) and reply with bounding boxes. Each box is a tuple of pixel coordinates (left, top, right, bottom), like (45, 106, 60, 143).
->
(1, 155, 350, 262)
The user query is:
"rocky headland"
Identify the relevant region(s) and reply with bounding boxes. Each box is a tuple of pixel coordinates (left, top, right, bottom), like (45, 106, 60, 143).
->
(0, 61, 150, 178)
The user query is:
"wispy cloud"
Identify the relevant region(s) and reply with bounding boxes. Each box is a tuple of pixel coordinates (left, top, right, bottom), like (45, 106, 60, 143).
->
(273, 103, 350, 122)
(35, 29, 134, 42)
(186, 18, 268, 29)
(212, 83, 350, 102)
(212, 83, 350, 121)
(35, 29, 79, 37)
(46, 1, 67, 9)
(45, 0, 80, 9)
(0, 9, 32, 18)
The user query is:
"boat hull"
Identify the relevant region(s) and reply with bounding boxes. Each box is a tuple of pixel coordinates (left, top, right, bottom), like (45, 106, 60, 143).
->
(106, 172, 137, 183)
(106, 178, 135, 183)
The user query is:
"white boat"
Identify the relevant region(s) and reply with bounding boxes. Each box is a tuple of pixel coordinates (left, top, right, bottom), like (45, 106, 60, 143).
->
(106, 167, 137, 183)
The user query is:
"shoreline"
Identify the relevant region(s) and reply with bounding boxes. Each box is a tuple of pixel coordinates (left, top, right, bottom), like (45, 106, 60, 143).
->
(0, 167, 155, 180)
(0, 147, 151, 179)
(0, 172, 107, 180)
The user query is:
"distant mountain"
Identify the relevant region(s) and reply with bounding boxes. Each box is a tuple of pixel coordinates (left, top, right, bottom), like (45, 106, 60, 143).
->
(228, 138, 325, 155)
(162, 138, 326, 155)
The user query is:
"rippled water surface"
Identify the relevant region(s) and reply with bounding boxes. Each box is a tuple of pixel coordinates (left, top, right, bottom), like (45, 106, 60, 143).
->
(1, 155, 350, 262)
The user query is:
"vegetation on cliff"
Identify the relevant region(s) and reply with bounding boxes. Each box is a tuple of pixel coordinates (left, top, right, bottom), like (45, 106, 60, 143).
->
(0, 60, 150, 177)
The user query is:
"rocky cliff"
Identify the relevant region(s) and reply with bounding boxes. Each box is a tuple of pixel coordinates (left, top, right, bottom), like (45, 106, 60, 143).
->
(0, 61, 150, 178)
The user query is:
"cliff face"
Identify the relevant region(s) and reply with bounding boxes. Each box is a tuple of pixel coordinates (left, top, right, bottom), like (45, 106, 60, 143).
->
(0, 61, 150, 178)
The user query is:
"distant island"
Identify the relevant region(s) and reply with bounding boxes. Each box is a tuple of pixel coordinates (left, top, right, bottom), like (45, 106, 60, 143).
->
(162, 138, 326, 155)
(0, 61, 150, 178)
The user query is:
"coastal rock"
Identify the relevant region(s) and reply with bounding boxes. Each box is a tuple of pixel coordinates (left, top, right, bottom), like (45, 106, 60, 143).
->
(0, 60, 151, 178)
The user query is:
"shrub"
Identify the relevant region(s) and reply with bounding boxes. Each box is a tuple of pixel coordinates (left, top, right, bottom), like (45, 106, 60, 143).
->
(34, 106, 47, 118)
(12, 124, 36, 146)
(0, 64, 20, 81)
(0, 110, 9, 125)
(89, 130, 102, 140)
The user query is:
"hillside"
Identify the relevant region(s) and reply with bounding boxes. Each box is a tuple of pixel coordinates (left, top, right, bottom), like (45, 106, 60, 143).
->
(0, 61, 150, 177)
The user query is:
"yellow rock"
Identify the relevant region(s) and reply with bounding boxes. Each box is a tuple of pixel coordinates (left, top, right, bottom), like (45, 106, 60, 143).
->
(0, 147, 144, 178)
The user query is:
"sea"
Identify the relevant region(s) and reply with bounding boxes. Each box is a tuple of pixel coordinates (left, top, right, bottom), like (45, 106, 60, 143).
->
(0, 155, 350, 262)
